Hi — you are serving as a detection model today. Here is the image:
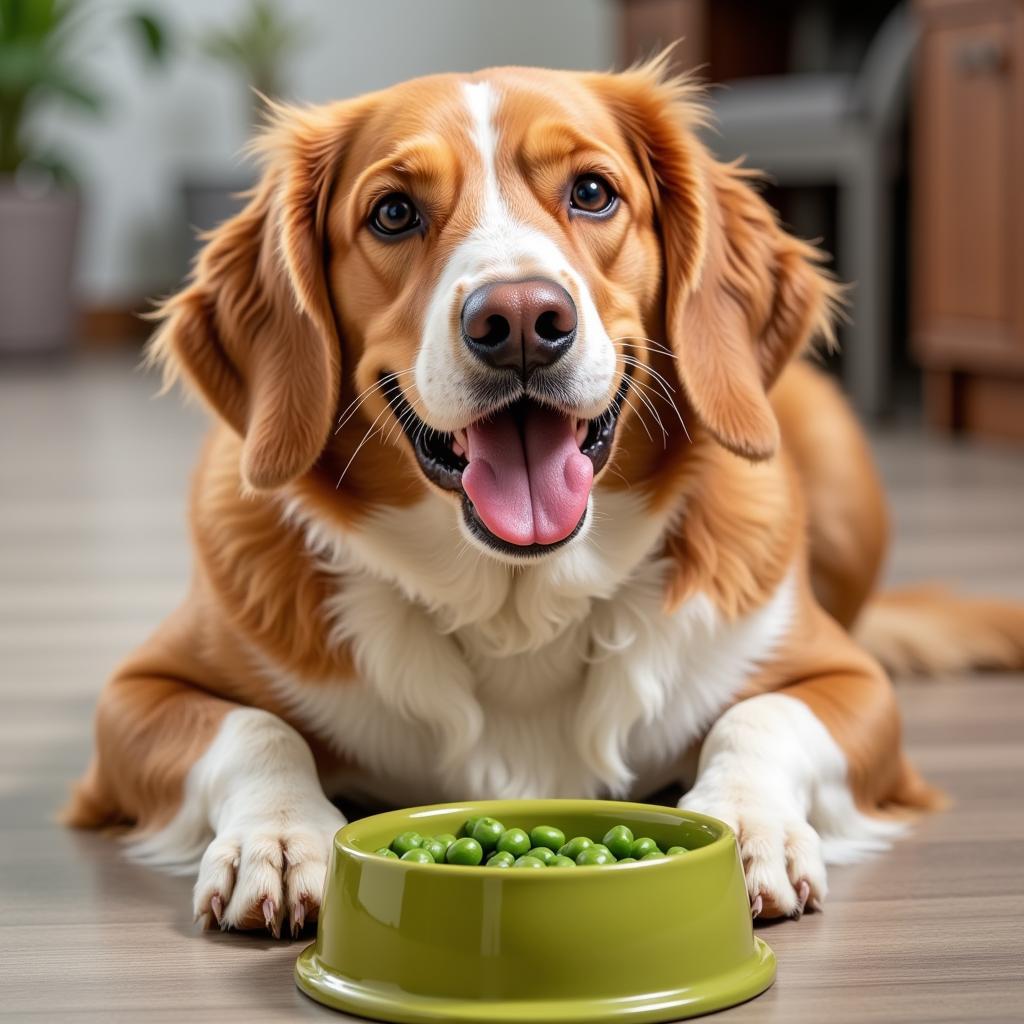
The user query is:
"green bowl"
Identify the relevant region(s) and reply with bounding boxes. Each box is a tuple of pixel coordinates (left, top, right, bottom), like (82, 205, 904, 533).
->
(295, 800, 774, 1023)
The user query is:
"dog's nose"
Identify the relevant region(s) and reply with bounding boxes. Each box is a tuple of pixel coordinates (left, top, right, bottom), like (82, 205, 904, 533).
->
(461, 278, 577, 375)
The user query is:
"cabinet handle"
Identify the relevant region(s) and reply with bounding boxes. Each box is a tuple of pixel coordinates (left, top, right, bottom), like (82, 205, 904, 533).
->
(955, 39, 1007, 75)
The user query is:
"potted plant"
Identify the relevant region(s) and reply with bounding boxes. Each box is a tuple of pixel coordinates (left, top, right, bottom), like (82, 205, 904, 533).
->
(181, 0, 305, 252)
(0, 0, 164, 352)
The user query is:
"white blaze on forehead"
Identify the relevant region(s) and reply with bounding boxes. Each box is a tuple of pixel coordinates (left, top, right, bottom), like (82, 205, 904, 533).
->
(413, 80, 617, 429)
(464, 81, 502, 215)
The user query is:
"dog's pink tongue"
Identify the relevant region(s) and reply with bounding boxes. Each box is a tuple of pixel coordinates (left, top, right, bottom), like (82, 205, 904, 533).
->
(462, 405, 593, 547)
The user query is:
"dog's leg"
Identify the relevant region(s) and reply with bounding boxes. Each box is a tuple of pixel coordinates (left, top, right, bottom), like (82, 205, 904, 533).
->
(680, 666, 931, 919)
(67, 671, 344, 937)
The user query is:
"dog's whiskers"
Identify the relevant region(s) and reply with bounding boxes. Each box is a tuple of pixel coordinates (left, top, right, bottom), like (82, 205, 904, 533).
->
(618, 352, 677, 394)
(381, 398, 420, 450)
(622, 374, 669, 447)
(336, 401, 397, 489)
(334, 367, 416, 435)
(617, 353, 691, 444)
(612, 335, 678, 360)
(617, 391, 654, 444)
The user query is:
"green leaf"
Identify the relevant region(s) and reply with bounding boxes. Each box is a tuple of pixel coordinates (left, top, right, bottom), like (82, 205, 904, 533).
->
(127, 11, 168, 64)
(41, 67, 102, 113)
(196, 0, 306, 96)
(20, 148, 77, 186)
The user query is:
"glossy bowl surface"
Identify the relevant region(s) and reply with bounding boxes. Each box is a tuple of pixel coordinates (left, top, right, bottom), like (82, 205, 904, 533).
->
(295, 799, 774, 1023)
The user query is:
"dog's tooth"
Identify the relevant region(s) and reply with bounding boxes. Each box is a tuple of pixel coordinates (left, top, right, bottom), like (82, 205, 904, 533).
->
(575, 420, 588, 446)
(452, 440, 465, 458)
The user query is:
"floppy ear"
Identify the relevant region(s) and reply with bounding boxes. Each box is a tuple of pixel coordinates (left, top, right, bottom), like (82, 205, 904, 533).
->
(595, 64, 837, 461)
(150, 103, 359, 490)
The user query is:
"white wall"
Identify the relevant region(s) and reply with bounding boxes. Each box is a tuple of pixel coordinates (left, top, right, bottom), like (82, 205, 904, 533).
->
(39, 0, 616, 304)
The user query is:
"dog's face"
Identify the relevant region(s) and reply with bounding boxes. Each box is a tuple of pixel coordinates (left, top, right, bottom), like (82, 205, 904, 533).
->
(155, 64, 833, 561)
(325, 70, 664, 557)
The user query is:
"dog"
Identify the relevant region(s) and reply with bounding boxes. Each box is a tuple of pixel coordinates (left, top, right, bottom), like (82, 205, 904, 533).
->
(66, 60, 1024, 936)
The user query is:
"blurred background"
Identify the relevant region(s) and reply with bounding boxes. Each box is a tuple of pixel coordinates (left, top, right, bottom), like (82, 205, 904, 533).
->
(3, 6, 1023, 1014)
(2, 0, 1021, 438)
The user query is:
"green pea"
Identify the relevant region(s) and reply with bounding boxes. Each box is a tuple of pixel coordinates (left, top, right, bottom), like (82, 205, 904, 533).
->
(589, 844, 612, 858)
(391, 831, 424, 856)
(602, 825, 635, 860)
(513, 855, 546, 869)
(446, 837, 484, 866)
(421, 839, 446, 861)
(375, 847, 399, 859)
(461, 816, 483, 837)
(558, 836, 593, 860)
(496, 828, 531, 858)
(400, 848, 434, 864)
(529, 825, 566, 852)
(616, 857, 637, 864)
(576, 846, 614, 866)
(470, 817, 505, 852)
(486, 851, 515, 868)
(630, 837, 660, 859)
(667, 846, 688, 856)
(528, 846, 556, 865)
(640, 851, 664, 861)
(550, 855, 577, 868)
(434, 833, 458, 851)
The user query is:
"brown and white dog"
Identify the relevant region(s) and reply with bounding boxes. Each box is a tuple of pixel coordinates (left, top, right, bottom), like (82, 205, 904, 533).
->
(66, 62, 1024, 936)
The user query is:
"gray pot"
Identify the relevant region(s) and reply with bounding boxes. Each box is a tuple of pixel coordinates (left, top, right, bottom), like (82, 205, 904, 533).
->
(0, 182, 80, 352)
(181, 175, 253, 271)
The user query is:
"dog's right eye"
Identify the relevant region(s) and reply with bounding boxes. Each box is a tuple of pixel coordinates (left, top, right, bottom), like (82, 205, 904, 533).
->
(370, 193, 421, 237)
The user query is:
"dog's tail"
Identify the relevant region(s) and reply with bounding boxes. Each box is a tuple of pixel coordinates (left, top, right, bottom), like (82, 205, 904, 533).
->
(855, 585, 1024, 676)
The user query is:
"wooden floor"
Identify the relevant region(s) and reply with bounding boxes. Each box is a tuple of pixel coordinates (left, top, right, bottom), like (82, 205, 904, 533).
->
(2, 352, 1023, 1022)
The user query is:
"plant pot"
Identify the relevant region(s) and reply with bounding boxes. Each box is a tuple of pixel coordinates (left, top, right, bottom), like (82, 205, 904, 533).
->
(0, 182, 80, 352)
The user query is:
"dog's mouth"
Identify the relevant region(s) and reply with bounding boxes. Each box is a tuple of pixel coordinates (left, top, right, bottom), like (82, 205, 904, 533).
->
(383, 373, 629, 556)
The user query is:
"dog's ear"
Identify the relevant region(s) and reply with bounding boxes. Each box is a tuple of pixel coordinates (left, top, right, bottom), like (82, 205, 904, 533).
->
(593, 63, 837, 461)
(150, 102, 364, 490)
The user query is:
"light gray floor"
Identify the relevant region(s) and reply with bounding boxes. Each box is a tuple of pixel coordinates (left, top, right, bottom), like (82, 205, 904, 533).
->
(2, 352, 1022, 1022)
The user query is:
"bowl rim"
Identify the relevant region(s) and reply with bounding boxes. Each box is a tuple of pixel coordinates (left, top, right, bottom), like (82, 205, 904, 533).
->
(335, 798, 736, 879)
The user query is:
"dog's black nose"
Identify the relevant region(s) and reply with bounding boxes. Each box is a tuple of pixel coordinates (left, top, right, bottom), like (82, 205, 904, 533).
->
(461, 278, 577, 375)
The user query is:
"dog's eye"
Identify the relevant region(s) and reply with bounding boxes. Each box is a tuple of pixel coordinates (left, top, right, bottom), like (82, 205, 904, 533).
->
(370, 193, 421, 236)
(570, 174, 616, 215)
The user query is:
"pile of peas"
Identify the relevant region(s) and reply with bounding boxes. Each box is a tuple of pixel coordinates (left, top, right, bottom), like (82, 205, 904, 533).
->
(373, 817, 689, 868)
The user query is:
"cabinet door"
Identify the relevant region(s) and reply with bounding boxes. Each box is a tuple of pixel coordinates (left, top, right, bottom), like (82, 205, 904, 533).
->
(914, 0, 1024, 372)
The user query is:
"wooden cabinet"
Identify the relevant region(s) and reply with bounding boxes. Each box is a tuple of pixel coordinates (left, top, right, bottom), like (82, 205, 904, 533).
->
(914, 0, 1024, 439)
(618, 1, 793, 83)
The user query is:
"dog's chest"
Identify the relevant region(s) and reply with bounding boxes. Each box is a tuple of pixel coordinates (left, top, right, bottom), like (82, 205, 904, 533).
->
(266, 550, 796, 806)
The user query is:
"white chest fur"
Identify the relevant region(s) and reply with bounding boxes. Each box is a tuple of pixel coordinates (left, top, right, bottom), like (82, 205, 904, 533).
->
(268, 490, 795, 806)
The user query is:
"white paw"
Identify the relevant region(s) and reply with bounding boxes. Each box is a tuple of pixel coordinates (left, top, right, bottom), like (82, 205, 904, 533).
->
(680, 785, 827, 919)
(193, 796, 345, 937)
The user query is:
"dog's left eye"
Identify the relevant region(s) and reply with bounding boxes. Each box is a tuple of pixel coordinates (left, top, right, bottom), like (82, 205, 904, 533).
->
(370, 193, 421, 237)
(570, 174, 616, 215)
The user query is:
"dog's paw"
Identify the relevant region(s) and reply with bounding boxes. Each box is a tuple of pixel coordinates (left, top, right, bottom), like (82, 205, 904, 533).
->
(192, 797, 346, 937)
(679, 788, 827, 919)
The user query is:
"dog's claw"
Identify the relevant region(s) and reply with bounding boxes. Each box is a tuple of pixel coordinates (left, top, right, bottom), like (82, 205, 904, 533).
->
(809, 896, 824, 913)
(262, 897, 280, 938)
(209, 894, 224, 925)
(195, 911, 212, 931)
(750, 894, 764, 919)
(794, 879, 811, 918)
(291, 900, 307, 938)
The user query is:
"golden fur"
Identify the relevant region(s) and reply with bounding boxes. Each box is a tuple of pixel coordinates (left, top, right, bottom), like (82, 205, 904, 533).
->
(67, 61, 1023, 928)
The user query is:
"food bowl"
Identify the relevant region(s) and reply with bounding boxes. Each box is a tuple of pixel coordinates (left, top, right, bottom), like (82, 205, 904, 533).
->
(295, 800, 774, 1023)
